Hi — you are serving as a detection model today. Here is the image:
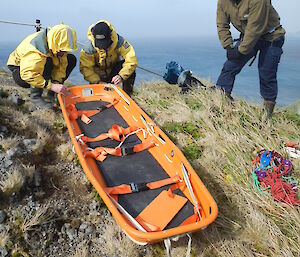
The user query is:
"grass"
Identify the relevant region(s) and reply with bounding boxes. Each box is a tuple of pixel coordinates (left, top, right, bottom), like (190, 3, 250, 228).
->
(0, 75, 299, 256)
(134, 81, 300, 257)
(0, 169, 25, 196)
(0, 231, 10, 248)
(20, 205, 52, 233)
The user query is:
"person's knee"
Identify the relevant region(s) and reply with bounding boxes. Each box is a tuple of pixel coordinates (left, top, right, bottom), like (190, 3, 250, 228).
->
(123, 72, 136, 95)
(11, 67, 31, 88)
(67, 54, 77, 71)
(43, 57, 54, 80)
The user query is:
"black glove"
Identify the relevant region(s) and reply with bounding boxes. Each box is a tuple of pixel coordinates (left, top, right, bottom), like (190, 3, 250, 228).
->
(226, 46, 242, 60)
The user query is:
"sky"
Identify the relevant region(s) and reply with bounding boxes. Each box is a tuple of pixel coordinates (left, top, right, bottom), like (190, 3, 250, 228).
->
(0, 0, 300, 43)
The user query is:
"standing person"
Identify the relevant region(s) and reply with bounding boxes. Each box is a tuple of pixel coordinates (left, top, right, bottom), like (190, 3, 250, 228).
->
(7, 24, 78, 109)
(216, 0, 285, 119)
(80, 20, 137, 96)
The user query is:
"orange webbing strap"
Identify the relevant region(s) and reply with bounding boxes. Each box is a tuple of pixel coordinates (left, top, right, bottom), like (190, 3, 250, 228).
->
(67, 104, 99, 121)
(66, 98, 120, 121)
(81, 114, 92, 124)
(85, 139, 156, 162)
(104, 175, 181, 195)
(79, 124, 140, 144)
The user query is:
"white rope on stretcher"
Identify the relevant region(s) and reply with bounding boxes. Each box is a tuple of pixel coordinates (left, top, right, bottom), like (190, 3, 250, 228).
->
(116, 128, 147, 148)
(181, 163, 201, 220)
(110, 84, 130, 105)
(164, 233, 192, 257)
(140, 115, 165, 145)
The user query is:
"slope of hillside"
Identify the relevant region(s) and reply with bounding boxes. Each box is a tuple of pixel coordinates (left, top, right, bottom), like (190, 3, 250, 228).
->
(0, 72, 299, 257)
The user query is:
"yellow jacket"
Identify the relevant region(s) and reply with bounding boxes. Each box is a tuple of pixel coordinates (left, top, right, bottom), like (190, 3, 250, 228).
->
(7, 24, 78, 89)
(80, 20, 137, 83)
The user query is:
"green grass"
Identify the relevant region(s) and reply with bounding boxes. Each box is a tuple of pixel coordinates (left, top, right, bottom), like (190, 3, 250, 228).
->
(134, 81, 300, 257)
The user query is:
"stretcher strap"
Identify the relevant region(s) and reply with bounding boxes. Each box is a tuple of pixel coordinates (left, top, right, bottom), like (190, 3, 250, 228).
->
(79, 124, 140, 143)
(67, 103, 99, 121)
(66, 98, 120, 121)
(104, 175, 181, 195)
(85, 139, 156, 162)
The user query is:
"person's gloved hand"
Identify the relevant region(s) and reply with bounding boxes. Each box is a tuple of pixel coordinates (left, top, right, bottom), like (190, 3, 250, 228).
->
(226, 46, 242, 60)
(111, 75, 123, 85)
(50, 83, 69, 96)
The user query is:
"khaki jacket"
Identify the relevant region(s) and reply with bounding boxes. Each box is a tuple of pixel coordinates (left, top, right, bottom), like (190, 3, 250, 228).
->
(7, 24, 77, 89)
(80, 20, 137, 83)
(217, 0, 285, 54)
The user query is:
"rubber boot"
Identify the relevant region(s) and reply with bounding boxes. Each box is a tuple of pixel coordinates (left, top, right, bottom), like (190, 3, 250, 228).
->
(264, 100, 276, 120)
(45, 90, 56, 103)
(30, 87, 52, 109)
(225, 92, 234, 102)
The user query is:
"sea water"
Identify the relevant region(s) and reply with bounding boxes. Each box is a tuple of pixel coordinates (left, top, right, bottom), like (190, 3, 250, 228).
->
(1, 36, 299, 106)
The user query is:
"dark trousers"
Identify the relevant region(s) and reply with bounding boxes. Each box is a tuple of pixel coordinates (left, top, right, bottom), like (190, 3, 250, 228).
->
(8, 54, 77, 96)
(102, 60, 136, 95)
(216, 36, 284, 102)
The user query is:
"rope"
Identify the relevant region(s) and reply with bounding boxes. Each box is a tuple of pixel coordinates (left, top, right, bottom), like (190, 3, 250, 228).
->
(251, 150, 300, 206)
(0, 19, 166, 82)
(137, 66, 164, 77)
(0, 20, 37, 27)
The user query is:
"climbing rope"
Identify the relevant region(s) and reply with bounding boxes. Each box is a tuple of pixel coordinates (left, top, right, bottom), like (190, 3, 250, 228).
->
(250, 149, 300, 206)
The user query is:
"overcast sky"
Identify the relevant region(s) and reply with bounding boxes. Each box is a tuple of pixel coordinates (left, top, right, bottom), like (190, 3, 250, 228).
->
(0, 0, 299, 43)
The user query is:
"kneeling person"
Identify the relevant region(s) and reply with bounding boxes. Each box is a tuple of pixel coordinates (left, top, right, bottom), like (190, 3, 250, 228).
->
(7, 24, 78, 109)
(80, 20, 137, 95)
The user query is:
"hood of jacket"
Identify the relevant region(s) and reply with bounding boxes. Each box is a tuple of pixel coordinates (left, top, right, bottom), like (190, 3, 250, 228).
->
(47, 24, 78, 54)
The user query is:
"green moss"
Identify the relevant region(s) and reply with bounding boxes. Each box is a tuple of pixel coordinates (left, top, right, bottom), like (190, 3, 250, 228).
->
(53, 115, 66, 132)
(187, 101, 202, 110)
(163, 121, 202, 140)
(158, 99, 169, 108)
(183, 144, 202, 160)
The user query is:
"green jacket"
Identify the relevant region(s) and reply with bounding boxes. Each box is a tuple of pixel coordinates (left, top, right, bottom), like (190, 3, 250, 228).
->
(217, 0, 285, 54)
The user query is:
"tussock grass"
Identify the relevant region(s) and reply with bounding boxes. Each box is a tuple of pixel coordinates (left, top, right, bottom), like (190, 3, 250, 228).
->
(0, 231, 10, 248)
(20, 205, 52, 233)
(22, 164, 35, 183)
(0, 169, 24, 196)
(31, 127, 53, 154)
(134, 82, 300, 257)
(57, 142, 76, 162)
(0, 135, 20, 151)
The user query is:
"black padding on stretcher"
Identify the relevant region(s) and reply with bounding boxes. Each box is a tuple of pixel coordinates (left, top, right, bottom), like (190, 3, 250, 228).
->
(76, 101, 195, 228)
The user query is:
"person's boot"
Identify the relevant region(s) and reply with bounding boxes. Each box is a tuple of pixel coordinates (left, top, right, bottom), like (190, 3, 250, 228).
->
(225, 92, 234, 102)
(263, 100, 276, 120)
(30, 87, 52, 109)
(45, 90, 56, 103)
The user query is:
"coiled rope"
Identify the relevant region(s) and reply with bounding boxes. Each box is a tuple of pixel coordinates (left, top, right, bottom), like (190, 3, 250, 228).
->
(251, 149, 300, 206)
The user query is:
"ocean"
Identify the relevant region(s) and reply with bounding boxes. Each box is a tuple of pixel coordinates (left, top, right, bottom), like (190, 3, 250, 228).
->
(1, 36, 299, 106)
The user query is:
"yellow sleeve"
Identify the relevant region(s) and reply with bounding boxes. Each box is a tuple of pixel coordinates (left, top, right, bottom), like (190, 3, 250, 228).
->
(19, 51, 49, 89)
(217, 0, 233, 49)
(238, 0, 270, 54)
(79, 50, 100, 83)
(117, 40, 137, 81)
(51, 54, 68, 83)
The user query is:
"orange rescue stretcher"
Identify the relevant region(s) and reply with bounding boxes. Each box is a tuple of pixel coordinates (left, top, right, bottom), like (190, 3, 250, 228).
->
(58, 83, 218, 245)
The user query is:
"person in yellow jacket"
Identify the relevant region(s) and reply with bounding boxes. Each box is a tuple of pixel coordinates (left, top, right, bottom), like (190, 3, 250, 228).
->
(216, 0, 285, 119)
(7, 24, 78, 109)
(80, 20, 137, 95)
